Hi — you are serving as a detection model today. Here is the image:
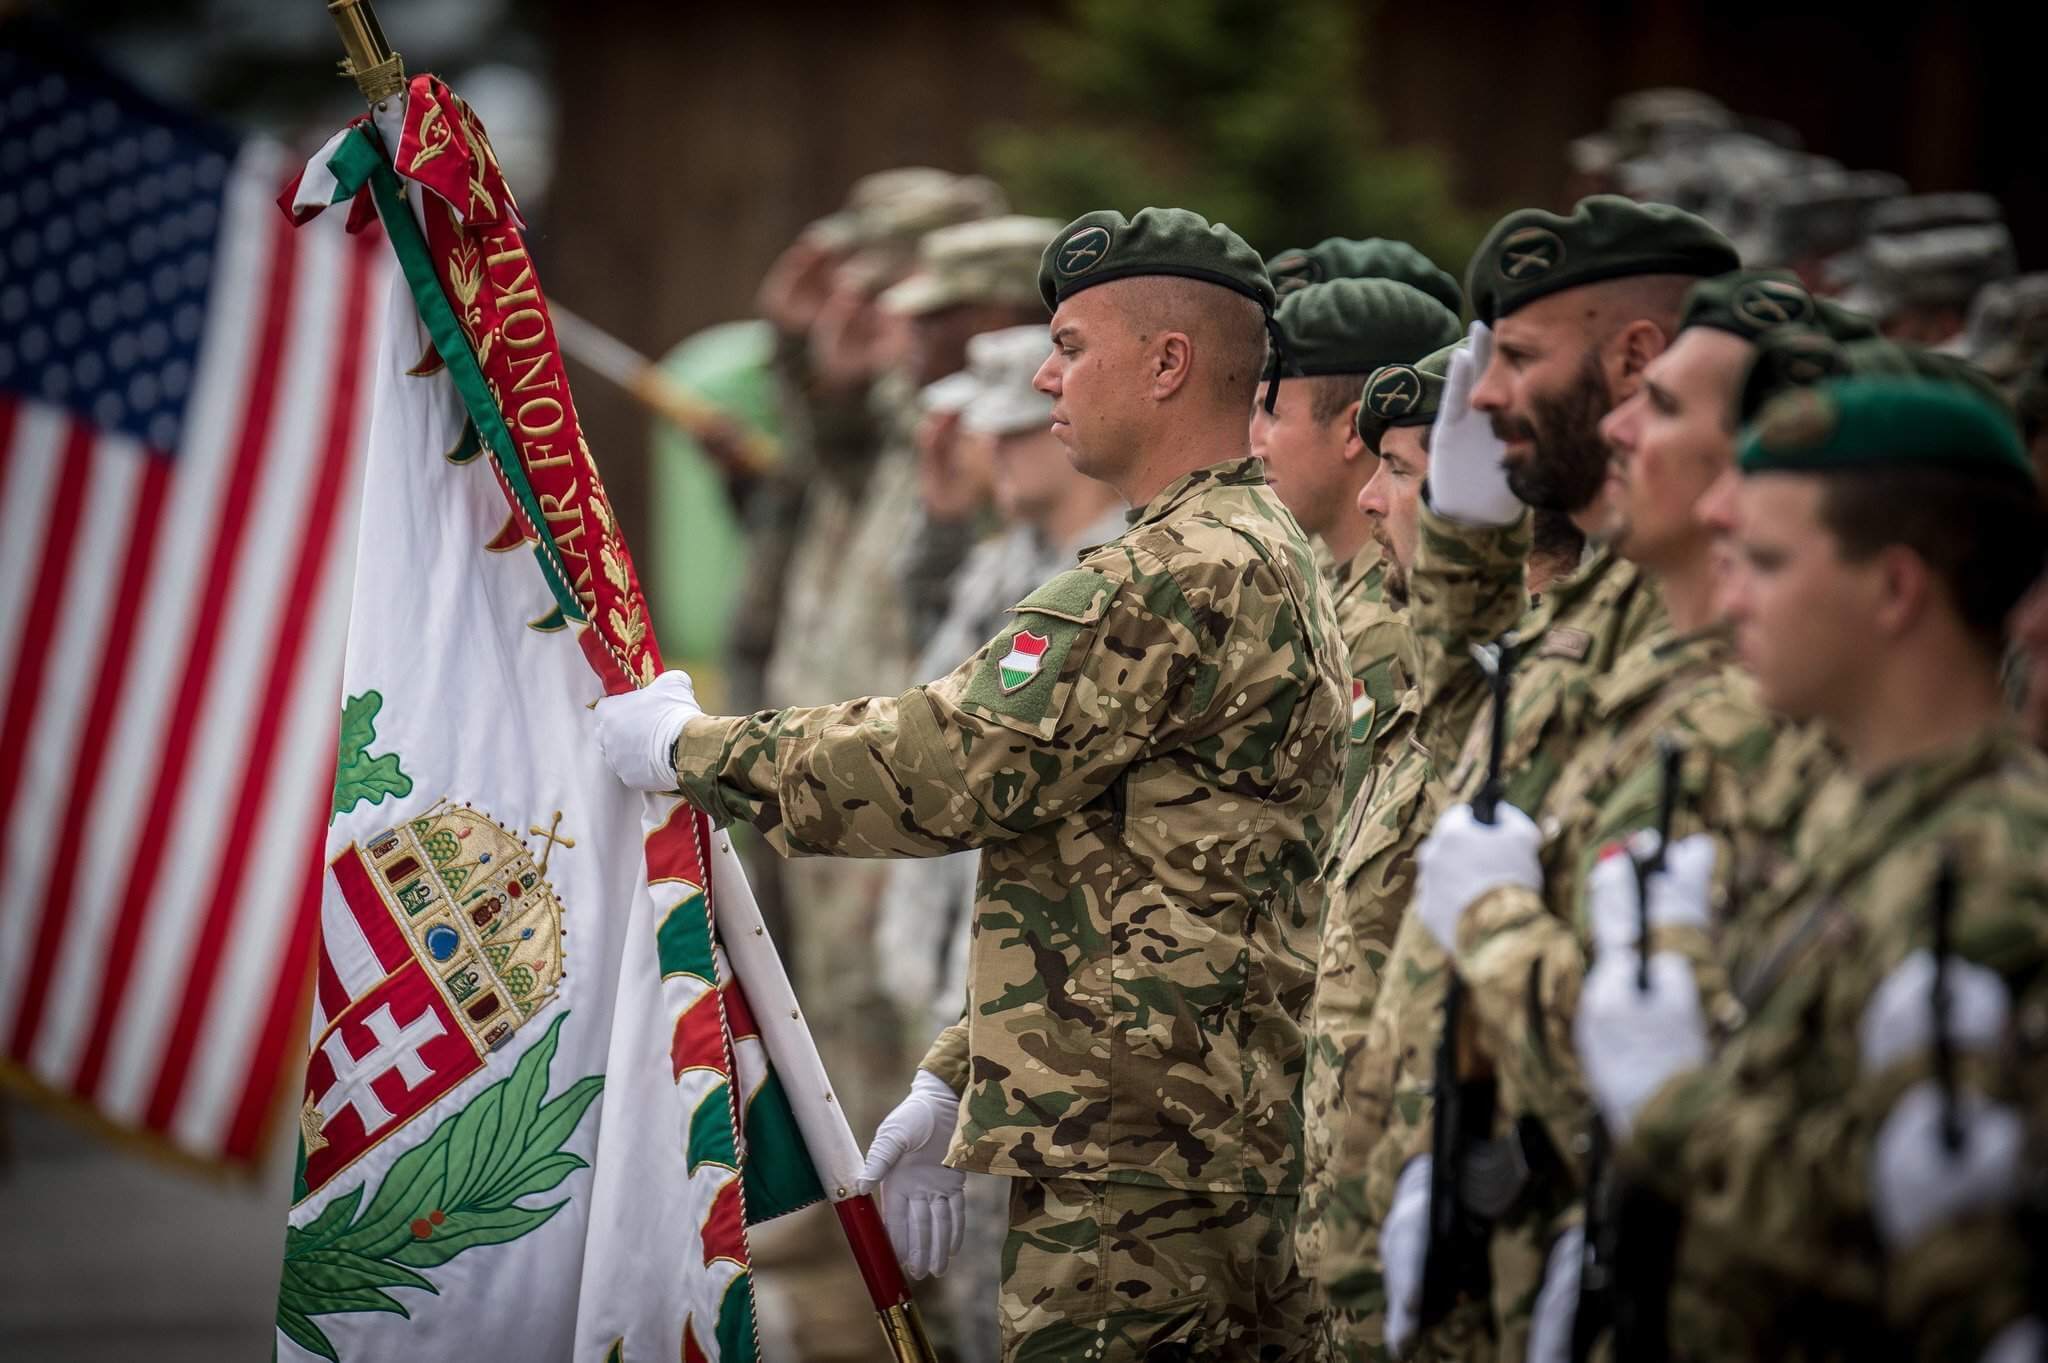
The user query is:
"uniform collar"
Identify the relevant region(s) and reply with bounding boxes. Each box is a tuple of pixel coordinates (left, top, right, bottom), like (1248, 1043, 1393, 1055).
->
(1327, 539, 1384, 607)
(1126, 457, 1267, 528)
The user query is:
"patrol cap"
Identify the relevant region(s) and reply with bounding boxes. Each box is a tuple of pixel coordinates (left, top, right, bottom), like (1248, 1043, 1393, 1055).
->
(1465, 195, 1739, 325)
(919, 368, 980, 417)
(1355, 339, 1462, 451)
(961, 325, 1055, 436)
(1959, 272, 2048, 382)
(808, 168, 981, 250)
(1859, 224, 2017, 316)
(881, 215, 1065, 316)
(1740, 376, 2032, 486)
(835, 172, 1009, 291)
(1038, 208, 1274, 314)
(1264, 236, 1463, 313)
(1269, 278, 1462, 381)
(1679, 270, 1877, 344)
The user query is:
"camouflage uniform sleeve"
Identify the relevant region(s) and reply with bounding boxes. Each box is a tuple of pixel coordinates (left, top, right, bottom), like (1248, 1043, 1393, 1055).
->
(919, 1020, 971, 1094)
(1407, 501, 1532, 760)
(1626, 855, 2048, 1308)
(673, 554, 1209, 859)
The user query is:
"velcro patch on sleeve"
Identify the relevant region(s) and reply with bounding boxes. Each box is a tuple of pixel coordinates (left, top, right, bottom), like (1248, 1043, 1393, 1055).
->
(959, 569, 1114, 734)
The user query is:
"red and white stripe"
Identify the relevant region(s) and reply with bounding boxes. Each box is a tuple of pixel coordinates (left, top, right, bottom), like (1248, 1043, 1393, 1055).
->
(0, 141, 387, 1164)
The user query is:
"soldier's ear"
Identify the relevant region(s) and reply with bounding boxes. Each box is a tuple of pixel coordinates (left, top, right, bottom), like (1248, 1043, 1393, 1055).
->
(1868, 541, 1936, 640)
(1151, 330, 1194, 400)
(1339, 401, 1368, 463)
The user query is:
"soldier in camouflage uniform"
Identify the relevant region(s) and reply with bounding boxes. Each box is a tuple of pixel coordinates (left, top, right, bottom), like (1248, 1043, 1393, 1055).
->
(597, 207, 1349, 1362)
(1362, 197, 1739, 1361)
(1401, 270, 1877, 1357)
(1251, 278, 1462, 804)
(1294, 340, 1496, 1362)
(1573, 377, 2048, 1362)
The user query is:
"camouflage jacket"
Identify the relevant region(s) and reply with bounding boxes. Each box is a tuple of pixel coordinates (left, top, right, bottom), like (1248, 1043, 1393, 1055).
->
(1450, 629, 1827, 1176)
(673, 458, 1351, 1192)
(1329, 539, 1410, 807)
(1627, 725, 2048, 1363)
(1397, 504, 1665, 1357)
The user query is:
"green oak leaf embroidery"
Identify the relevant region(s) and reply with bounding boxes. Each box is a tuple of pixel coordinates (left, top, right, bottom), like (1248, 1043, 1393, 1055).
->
(330, 691, 412, 824)
(275, 1012, 602, 1361)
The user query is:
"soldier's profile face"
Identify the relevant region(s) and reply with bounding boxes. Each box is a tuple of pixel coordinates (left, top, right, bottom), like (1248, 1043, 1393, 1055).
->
(1038, 289, 1149, 485)
(1473, 294, 1618, 516)
(1362, 423, 1430, 602)
(1725, 474, 1871, 720)
(1249, 378, 1358, 537)
(1596, 327, 1748, 567)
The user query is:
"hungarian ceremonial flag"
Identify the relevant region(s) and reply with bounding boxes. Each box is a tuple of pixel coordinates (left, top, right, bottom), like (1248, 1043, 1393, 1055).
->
(0, 24, 386, 1166)
(275, 79, 848, 1361)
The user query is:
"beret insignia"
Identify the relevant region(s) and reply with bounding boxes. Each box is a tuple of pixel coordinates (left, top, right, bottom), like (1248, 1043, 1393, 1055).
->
(1367, 365, 1424, 418)
(1054, 224, 1113, 278)
(1498, 226, 1565, 281)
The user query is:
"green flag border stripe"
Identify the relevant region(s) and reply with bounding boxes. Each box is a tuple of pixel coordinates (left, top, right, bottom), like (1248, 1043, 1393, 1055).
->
(327, 124, 586, 625)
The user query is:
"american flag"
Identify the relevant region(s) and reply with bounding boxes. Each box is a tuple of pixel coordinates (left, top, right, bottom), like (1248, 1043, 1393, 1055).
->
(0, 26, 387, 1165)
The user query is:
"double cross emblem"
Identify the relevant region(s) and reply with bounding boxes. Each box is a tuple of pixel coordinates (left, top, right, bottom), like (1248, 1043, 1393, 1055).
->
(1498, 227, 1563, 280)
(1057, 225, 1113, 276)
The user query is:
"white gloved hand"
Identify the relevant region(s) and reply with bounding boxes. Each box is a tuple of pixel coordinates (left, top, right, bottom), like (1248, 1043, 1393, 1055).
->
(1381, 1154, 1434, 1357)
(1586, 832, 1717, 956)
(1525, 1224, 1585, 1363)
(856, 1070, 966, 1279)
(1857, 948, 2011, 1077)
(1981, 1317, 2048, 1363)
(1415, 801, 1544, 954)
(1870, 1080, 2023, 1251)
(1575, 950, 1708, 1139)
(592, 670, 701, 792)
(1424, 322, 1522, 527)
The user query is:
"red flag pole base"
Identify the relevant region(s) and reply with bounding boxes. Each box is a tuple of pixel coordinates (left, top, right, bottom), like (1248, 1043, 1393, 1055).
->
(833, 1193, 938, 1363)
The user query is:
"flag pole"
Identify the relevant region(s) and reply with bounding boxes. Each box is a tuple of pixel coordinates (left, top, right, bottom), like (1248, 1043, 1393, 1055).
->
(319, 6, 937, 1359)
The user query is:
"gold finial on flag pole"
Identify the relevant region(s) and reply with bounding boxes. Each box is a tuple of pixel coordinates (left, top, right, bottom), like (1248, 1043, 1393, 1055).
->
(325, 0, 407, 104)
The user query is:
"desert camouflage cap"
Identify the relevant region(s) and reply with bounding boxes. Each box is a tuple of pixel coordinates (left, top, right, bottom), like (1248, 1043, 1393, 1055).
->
(1859, 222, 2017, 315)
(1741, 376, 2031, 485)
(1269, 278, 1462, 381)
(1465, 195, 1738, 325)
(880, 215, 1065, 316)
(1264, 236, 1463, 313)
(1038, 207, 1274, 313)
(808, 167, 972, 249)
(1355, 339, 1462, 450)
(1959, 273, 2048, 383)
(961, 324, 1055, 435)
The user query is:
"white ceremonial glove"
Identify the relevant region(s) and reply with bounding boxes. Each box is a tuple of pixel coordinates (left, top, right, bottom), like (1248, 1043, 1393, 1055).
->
(1415, 801, 1544, 954)
(1857, 948, 2011, 1077)
(1982, 1318, 2048, 1363)
(856, 1070, 966, 1280)
(1586, 832, 1717, 956)
(1870, 1080, 2023, 1252)
(592, 669, 701, 792)
(1425, 322, 1522, 527)
(1575, 950, 1708, 1140)
(1381, 1154, 1434, 1357)
(1526, 1224, 1585, 1363)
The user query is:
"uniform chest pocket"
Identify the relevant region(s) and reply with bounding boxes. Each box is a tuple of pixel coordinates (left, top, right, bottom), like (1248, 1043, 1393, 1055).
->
(956, 568, 1116, 742)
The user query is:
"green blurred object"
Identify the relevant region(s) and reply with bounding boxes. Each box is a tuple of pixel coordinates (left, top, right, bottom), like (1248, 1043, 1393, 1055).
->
(982, 0, 1483, 270)
(647, 320, 782, 687)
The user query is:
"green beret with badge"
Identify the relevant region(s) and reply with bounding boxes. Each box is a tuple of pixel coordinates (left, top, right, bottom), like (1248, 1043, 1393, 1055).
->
(1465, 194, 1739, 325)
(1741, 376, 2032, 486)
(1680, 269, 1877, 344)
(1355, 339, 1463, 451)
(1269, 278, 1462, 381)
(1039, 207, 1274, 313)
(1266, 236, 1463, 314)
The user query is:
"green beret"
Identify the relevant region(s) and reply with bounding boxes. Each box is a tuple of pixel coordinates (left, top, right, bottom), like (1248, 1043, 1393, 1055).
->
(1039, 207, 1274, 313)
(1266, 236, 1463, 314)
(1270, 278, 1462, 382)
(1465, 195, 1738, 326)
(1740, 377, 2033, 485)
(1680, 269, 1877, 345)
(1738, 328, 1852, 425)
(1356, 339, 1463, 450)
(1838, 340, 2009, 413)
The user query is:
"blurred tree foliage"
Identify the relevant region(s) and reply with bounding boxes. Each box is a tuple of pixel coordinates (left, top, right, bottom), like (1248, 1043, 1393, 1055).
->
(983, 0, 1483, 281)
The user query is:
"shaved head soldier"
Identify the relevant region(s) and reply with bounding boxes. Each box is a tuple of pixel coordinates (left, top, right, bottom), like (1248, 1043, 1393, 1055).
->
(598, 206, 1349, 1361)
